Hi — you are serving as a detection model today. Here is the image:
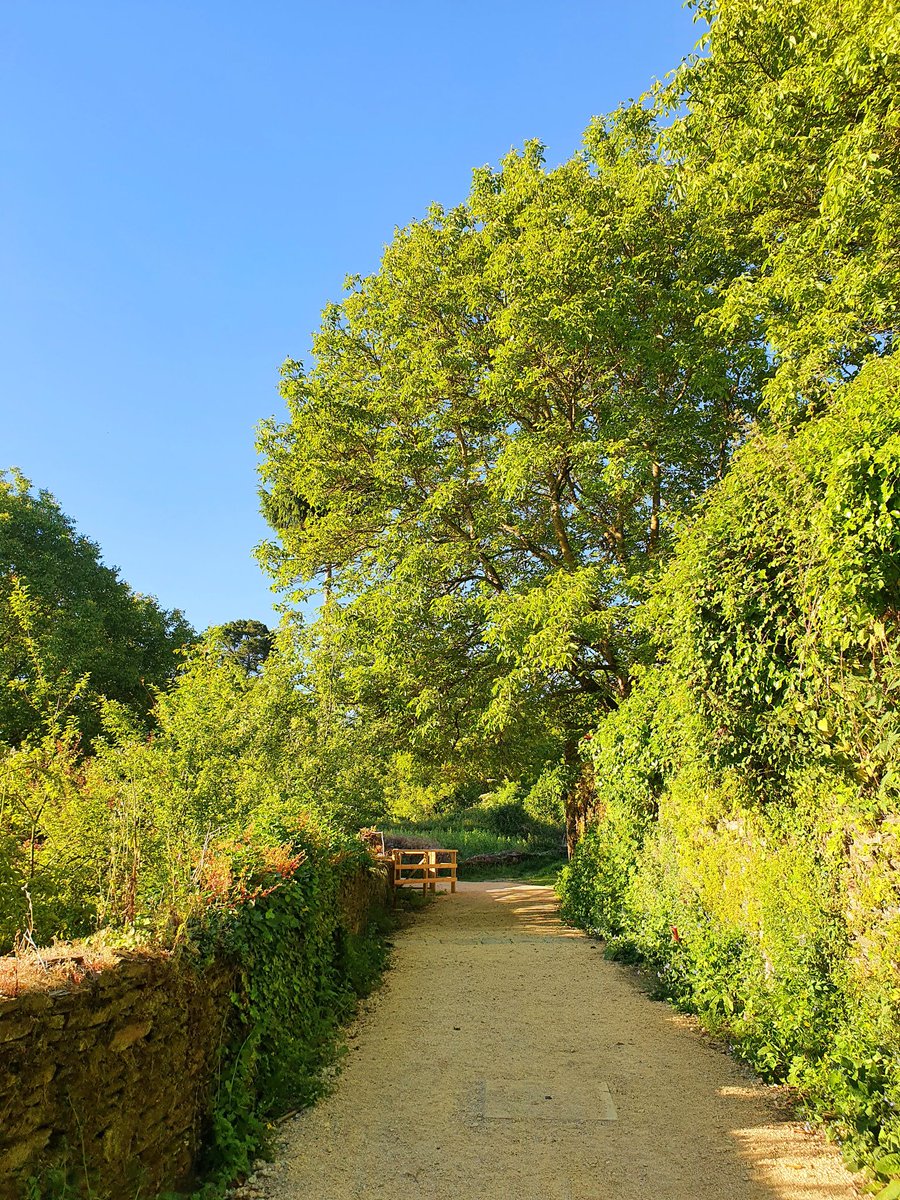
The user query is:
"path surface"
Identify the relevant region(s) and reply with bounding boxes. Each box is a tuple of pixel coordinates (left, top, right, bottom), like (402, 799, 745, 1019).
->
(247, 883, 859, 1200)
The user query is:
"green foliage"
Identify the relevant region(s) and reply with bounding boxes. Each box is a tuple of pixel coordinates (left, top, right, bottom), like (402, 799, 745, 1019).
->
(559, 7, 900, 1177)
(190, 827, 390, 1191)
(16, 827, 391, 1200)
(655, 354, 900, 798)
(521, 764, 567, 826)
(664, 0, 900, 417)
(0, 470, 194, 745)
(0, 618, 383, 951)
(257, 111, 765, 823)
(212, 620, 275, 676)
(388, 787, 564, 854)
(0, 604, 394, 1194)
(0, 581, 109, 948)
(497, 858, 566, 886)
(6, 0, 900, 1191)
(472, 781, 536, 839)
(382, 819, 546, 862)
(560, 356, 900, 1179)
(22, 1167, 81, 1200)
(384, 785, 565, 885)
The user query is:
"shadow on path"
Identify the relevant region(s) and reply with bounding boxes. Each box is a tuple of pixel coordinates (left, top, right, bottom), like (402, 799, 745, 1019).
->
(247, 882, 859, 1200)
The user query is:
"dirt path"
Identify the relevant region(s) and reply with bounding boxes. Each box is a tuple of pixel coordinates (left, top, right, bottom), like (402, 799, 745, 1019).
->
(244, 882, 859, 1200)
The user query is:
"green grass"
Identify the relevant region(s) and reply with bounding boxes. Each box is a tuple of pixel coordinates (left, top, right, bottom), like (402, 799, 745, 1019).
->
(382, 807, 566, 885)
(458, 855, 566, 884)
(383, 801, 562, 856)
(516, 858, 566, 885)
(382, 823, 532, 859)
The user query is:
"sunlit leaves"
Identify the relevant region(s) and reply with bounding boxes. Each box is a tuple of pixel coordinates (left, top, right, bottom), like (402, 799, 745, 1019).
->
(257, 113, 763, 792)
(665, 0, 900, 417)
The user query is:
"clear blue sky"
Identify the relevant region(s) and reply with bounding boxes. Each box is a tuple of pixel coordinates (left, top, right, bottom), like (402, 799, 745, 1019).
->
(1, 1, 698, 632)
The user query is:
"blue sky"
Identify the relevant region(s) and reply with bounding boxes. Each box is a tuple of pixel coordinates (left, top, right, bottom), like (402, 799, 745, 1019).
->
(1, 1, 698, 631)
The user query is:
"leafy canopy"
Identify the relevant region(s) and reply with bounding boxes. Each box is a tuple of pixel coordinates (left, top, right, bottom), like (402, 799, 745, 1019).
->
(665, 0, 900, 417)
(258, 112, 766, 793)
(0, 470, 195, 745)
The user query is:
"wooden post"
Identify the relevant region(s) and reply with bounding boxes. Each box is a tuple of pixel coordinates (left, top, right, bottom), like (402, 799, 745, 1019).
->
(387, 846, 458, 894)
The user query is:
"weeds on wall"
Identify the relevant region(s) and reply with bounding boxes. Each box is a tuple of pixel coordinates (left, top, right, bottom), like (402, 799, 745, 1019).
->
(190, 828, 391, 1192)
(19, 830, 392, 1200)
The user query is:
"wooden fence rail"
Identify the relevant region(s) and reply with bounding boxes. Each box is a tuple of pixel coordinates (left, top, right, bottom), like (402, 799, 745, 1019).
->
(388, 848, 457, 894)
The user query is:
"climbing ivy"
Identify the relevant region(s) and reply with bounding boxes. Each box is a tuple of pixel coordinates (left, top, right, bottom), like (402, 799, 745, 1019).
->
(20, 827, 392, 1200)
(559, 356, 900, 1188)
(190, 827, 392, 1193)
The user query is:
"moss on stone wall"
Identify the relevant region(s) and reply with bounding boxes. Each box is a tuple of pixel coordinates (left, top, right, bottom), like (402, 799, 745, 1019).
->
(0, 861, 391, 1198)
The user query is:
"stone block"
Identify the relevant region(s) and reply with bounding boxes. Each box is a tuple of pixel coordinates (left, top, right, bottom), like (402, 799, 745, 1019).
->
(0, 1125, 51, 1174)
(32, 1061, 57, 1087)
(100, 1121, 136, 1163)
(14, 992, 52, 1016)
(109, 1018, 153, 1051)
(0, 1018, 34, 1044)
(64, 1001, 123, 1030)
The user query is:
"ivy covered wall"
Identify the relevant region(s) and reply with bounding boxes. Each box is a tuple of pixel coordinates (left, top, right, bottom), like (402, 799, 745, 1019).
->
(0, 858, 391, 1199)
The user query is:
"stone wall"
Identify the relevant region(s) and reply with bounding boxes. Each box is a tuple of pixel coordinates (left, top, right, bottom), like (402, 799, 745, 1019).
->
(0, 865, 391, 1198)
(0, 950, 234, 1198)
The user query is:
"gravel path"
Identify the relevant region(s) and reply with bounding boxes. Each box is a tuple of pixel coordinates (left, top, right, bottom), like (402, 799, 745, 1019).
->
(242, 882, 859, 1200)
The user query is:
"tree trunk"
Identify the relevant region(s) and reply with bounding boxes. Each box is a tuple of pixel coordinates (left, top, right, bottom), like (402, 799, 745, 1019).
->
(649, 457, 661, 554)
(563, 743, 596, 858)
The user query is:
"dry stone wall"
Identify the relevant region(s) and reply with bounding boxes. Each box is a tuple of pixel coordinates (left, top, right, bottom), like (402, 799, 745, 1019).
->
(0, 950, 234, 1198)
(0, 864, 391, 1198)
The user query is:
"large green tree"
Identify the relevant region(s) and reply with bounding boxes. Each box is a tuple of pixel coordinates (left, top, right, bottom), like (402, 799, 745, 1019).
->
(0, 470, 195, 744)
(258, 111, 766, 826)
(665, 0, 899, 418)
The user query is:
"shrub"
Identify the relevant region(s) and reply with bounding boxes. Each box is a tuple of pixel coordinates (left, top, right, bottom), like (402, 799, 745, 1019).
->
(191, 824, 390, 1189)
(559, 357, 900, 1182)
